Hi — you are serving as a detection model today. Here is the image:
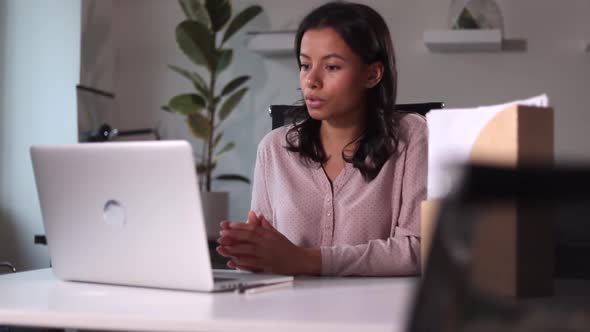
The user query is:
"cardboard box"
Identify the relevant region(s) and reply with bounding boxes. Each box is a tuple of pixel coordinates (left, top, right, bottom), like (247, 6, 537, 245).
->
(420, 199, 442, 272)
(421, 105, 554, 297)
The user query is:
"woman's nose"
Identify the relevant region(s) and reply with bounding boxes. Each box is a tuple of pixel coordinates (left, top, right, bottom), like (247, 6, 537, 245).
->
(304, 71, 321, 89)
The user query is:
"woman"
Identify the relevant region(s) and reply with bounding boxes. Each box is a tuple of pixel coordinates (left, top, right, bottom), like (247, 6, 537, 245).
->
(216, 1, 426, 276)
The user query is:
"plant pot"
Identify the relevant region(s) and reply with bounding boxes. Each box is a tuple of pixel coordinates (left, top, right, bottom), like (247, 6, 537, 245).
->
(200, 191, 229, 240)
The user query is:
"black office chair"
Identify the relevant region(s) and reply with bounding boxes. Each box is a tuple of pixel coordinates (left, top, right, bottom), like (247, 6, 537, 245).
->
(0, 262, 15, 273)
(269, 102, 444, 129)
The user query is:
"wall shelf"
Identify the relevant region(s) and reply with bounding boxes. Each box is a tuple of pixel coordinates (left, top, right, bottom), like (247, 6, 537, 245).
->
(423, 29, 503, 52)
(246, 31, 295, 56)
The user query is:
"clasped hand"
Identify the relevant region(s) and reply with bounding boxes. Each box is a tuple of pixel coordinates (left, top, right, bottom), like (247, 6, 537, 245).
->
(216, 211, 320, 275)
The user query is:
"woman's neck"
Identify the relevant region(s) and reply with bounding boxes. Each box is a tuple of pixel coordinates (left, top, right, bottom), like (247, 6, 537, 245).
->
(320, 111, 366, 153)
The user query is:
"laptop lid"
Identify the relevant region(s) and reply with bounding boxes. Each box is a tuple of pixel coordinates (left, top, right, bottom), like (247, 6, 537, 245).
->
(31, 141, 216, 291)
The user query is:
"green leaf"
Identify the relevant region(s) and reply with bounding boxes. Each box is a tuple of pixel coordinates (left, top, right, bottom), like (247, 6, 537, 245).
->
(168, 65, 192, 80)
(213, 96, 221, 106)
(454, 8, 480, 29)
(197, 161, 217, 174)
(216, 141, 235, 156)
(215, 174, 250, 184)
(218, 87, 248, 122)
(168, 65, 210, 98)
(168, 94, 206, 115)
(196, 163, 206, 174)
(176, 20, 215, 69)
(179, 0, 194, 20)
(221, 75, 250, 96)
(186, 112, 211, 139)
(190, 74, 209, 97)
(205, 0, 231, 32)
(215, 49, 233, 74)
(213, 132, 223, 148)
(178, 0, 211, 28)
(222, 5, 263, 43)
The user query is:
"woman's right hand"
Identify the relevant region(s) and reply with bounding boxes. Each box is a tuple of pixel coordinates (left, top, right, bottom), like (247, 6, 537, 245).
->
(216, 211, 321, 275)
(217, 211, 264, 271)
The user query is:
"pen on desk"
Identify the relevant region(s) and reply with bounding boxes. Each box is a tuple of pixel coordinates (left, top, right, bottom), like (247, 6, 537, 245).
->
(238, 282, 293, 295)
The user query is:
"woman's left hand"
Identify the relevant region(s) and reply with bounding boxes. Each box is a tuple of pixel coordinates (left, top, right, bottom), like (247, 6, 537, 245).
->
(216, 212, 320, 275)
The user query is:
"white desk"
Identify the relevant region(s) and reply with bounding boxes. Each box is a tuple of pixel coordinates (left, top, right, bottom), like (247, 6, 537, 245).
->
(0, 269, 418, 332)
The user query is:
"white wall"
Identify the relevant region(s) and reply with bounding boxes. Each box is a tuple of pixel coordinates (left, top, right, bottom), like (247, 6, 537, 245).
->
(81, 0, 590, 222)
(0, 0, 81, 270)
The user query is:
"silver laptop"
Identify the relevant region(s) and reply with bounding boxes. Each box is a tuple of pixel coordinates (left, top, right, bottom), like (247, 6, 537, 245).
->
(30, 140, 293, 292)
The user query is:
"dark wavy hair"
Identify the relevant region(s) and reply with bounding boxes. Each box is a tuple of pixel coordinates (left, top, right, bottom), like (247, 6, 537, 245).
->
(285, 1, 401, 181)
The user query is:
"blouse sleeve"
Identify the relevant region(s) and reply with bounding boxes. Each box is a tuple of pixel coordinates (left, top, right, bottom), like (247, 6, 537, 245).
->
(320, 120, 427, 276)
(250, 138, 274, 226)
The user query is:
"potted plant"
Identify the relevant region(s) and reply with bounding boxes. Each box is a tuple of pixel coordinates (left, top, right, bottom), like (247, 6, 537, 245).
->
(164, 0, 262, 238)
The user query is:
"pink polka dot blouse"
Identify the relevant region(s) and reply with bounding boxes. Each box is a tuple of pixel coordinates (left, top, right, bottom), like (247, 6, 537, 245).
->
(251, 113, 426, 276)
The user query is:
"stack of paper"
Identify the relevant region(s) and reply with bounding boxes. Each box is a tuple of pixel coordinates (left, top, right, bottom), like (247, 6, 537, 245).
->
(426, 94, 550, 199)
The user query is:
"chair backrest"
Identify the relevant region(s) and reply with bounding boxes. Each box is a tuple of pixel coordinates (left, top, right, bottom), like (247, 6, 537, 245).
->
(0, 262, 16, 273)
(269, 102, 444, 129)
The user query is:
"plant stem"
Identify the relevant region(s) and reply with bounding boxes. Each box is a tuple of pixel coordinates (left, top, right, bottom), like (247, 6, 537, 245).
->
(206, 61, 217, 192)
(200, 130, 206, 191)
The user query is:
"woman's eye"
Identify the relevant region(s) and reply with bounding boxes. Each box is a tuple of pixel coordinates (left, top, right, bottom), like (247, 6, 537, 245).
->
(299, 63, 310, 71)
(326, 65, 340, 71)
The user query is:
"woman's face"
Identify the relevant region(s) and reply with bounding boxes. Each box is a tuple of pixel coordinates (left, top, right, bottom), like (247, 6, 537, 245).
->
(299, 27, 379, 124)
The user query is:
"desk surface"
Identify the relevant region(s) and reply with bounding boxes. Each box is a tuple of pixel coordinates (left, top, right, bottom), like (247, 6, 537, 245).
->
(0, 269, 418, 332)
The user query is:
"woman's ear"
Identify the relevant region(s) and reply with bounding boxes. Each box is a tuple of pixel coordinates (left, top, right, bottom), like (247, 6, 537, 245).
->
(365, 62, 384, 88)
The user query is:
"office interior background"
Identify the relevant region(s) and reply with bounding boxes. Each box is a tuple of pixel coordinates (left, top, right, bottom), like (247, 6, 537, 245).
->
(1, 0, 589, 271)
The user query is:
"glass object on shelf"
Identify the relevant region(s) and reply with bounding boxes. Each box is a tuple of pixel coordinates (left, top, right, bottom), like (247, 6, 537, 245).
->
(449, 0, 504, 31)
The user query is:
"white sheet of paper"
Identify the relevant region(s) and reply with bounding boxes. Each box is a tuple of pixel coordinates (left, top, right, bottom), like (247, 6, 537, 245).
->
(426, 94, 549, 199)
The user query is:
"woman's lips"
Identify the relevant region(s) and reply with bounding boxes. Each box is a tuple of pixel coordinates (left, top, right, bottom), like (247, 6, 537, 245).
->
(306, 96, 325, 109)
